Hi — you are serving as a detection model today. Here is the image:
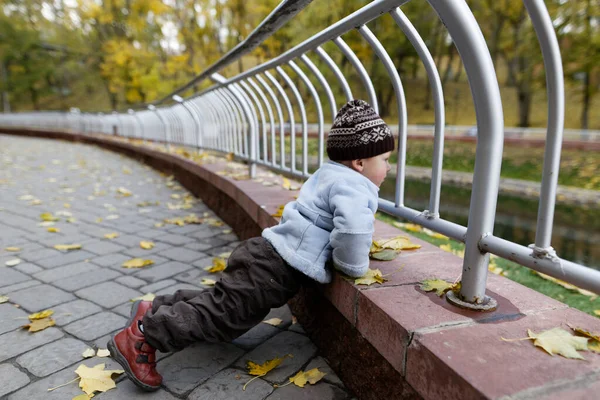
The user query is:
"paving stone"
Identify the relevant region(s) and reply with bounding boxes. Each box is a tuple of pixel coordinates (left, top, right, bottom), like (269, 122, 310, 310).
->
(133, 228, 167, 239)
(8, 284, 75, 312)
(94, 380, 178, 399)
(122, 241, 172, 257)
(64, 311, 127, 341)
(191, 256, 221, 270)
(1, 279, 42, 294)
(110, 234, 148, 248)
(232, 322, 281, 350)
(83, 240, 128, 255)
(134, 260, 193, 282)
(0, 327, 64, 362)
(33, 261, 99, 283)
(89, 252, 131, 267)
(107, 255, 169, 275)
(36, 250, 96, 269)
(111, 302, 134, 318)
(0, 267, 30, 288)
(0, 303, 30, 335)
(75, 281, 142, 308)
(18, 247, 62, 262)
(234, 331, 318, 384)
(115, 275, 147, 288)
(139, 279, 177, 293)
(51, 299, 103, 326)
(204, 244, 238, 257)
(155, 283, 204, 296)
(306, 356, 344, 387)
(16, 337, 90, 377)
(183, 242, 214, 252)
(266, 305, 293, 329)
(0, 364, 30, 398)
(158, 342, 245, 396)
(159, 247, 207, 263)
(13, 262, 44, 275)
(266, 380, 350, 399)
(288, 323, 306, 335)
(187, 368, 274, 400)
(198, 237, 229, 249)
(52, 268, 122, 291)
(155, 233, 195, 246)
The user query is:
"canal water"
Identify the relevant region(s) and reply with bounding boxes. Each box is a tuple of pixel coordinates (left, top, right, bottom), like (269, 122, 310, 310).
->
(379, 179, 600, 270)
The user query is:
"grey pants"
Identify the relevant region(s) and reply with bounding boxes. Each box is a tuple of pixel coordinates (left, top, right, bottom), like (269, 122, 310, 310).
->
(142, 237, 304, 353)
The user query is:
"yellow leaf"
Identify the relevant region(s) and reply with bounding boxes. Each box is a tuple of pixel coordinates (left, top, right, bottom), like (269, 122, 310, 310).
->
(201, 278, 217, 286)
(64, 203, 71, 209)
(527, 328, 588, 359)
(204, 258, 227, 273)
(0, 295, 9, 304)
(116, 187, 132, 197)
(423, 228, 448, 239)
(72, 394, 91, 400)
(420, 279, 459, 297)
(74, 363, 124, 396)
(5, 259, 21, 266)
(105, 215, 119, 220)
(154, 222, 164, 228)
(54, 244, 82, 251)
(96, 349, 110, 358)
(122, 258, 154, 268)
(355, 269, 388, 286)
(82, 348, 96, 358)
(104, 233, 119, 239)
(40, 212, 59, 221)
(271, 205, 285, 218)
(393, 222, 422, 232)
(139, 241, 155, 250)
(594, 310, 600, 317)
(569, 325, 600, 354)
(5, 247, 20, 252)
(96, 218, 103, 223)
(263, 318, 282, 326)
(282, 177, 291, 190)
(226, 152, 235, 161)
(66, 217, 77, 223)
(29, 309, 54, 320)
(247, 354, 292, 376)
(288, 368, 327, 388)
(374, 236, 421, 251)
(131, 293, 156, 302)
(535, 272, 597, 299)
(23, 317, 55, 332)
(47, 227, 60, 233)
(370, 249, 399, 261)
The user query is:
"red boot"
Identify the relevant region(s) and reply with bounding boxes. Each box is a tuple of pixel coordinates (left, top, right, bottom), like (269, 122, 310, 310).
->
(107, 300, 162, 391)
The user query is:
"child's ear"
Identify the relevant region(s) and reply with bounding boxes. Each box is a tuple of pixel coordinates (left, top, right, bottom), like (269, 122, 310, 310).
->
(351, 159, 364, 172)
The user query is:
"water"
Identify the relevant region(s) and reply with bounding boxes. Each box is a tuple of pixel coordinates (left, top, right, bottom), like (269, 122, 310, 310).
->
(379, 179, 600, 270)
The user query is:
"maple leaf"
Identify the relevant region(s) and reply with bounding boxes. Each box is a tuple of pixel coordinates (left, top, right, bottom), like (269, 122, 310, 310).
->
(263, 318, 282, 326)
(29, 309, 54, 320)
(122, 258, 154, 268)
(5, 259, 21, 267)
(522, 328, 588, 359)
(374, 236, 421, 251)
(131, 293, 156, 302)
(204, 257, 227, 273)
(420, 279, 460, 297)
(74, 363, 124, 396)
(139, 241, 155, 250)
(288, 368, 327, 388)
(0, 295, 9, 304)
(244, 354, 293, 390)
(370, 249, 399, 261)
(40, 212, 59, 222)
(54, 244, 83, 251)
(72, 394, 90, 400)
(47, 227, 60, 233)
(103, 233, 119, 239)
(4, 247, 20, 252)
(355, 269, 388, 286)
(23, 317, 55, 332)
(535, 272, 597, 299)
(82, 348, 95, 358)
(569, 325, 600, 353)
(201, 278, 217, 286)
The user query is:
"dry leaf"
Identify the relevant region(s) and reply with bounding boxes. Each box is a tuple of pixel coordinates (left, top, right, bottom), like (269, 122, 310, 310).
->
(96, 349, 110, 358)
(393, 222, 422, 232)
(355, 269, 388, 286)
(116, 187, 132, 197)
(0, 295, 9, 304)
(5, 247, 20, 252)
(139, 241, 155, 250)
(74, 363, 124, 396)
(122, 258, 154, 268)
(72, 393, 91, 400)
(131, 293, 156, 302)
(527, 328, 588, 359)
(54, 244, 82, 251)
(288, 368, 327, 388)
(5, 259, 21, 267)
(423, 228, 448, 239)
(420, 279, 460, 297)
(272, 205, 285, 218)
(373, 236, 421, 251)
(105, 215, 119, 220)
(244, 354, 292, 390)
(595, 310, 600, 317)
(96, 218, 103, 223)
(370, 249, 399, 261)
(204, 257, 227, 273)
(535, 272, 597, 299)
(47, 227, 60, 233)
(23, 317, 55, 332)
(103, 233, 119, 239)
(569, 325, 600, 353)
(66, 217, 77, 223)
(82, 348, 96, 358)
(40, 212, 59, 222)
(201, 278, 217, 286)
(263, 318, 283, 326)
(29, 309, 54, 320)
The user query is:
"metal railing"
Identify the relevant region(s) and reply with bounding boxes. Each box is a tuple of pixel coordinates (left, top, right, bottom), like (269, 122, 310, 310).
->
(2, 0, 599, 308)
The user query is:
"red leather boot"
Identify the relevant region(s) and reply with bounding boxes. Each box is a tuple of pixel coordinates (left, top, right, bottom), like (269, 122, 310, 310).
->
(107, 300, 162, 391)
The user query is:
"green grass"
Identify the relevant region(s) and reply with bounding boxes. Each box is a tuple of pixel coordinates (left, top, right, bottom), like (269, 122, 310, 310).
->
(376, 212, 600, 317)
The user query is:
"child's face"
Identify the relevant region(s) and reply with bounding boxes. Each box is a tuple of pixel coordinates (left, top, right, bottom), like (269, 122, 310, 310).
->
(359, 151, 392, 187)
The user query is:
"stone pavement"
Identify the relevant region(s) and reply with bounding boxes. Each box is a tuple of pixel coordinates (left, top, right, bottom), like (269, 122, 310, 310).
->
(0, 135, 354, 400)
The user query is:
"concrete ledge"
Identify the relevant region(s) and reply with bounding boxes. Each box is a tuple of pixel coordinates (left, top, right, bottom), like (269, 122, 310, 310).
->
(3, 129, 600, 400)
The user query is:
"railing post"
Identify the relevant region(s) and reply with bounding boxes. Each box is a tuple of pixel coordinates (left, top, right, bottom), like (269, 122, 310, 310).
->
(148, 105, 170, 151)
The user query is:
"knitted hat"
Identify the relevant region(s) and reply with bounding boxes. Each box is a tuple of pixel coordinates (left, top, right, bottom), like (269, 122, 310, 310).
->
(327, 99, 395, 161)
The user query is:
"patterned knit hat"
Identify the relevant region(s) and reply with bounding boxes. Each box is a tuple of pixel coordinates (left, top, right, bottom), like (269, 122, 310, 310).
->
(327, 99, 395, 161)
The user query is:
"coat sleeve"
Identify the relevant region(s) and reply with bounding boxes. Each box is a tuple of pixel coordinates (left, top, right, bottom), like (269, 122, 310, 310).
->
(328, 182, 374, 277)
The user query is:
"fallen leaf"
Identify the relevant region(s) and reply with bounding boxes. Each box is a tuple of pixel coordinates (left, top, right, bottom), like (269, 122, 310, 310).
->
(170, 193, 181, 199)
(0, 295, 9, 303)
(29, 199, 42, 205)
(423, 228, 448, 239)
(204, 257, 227, 273)
(66, 217, 77, 223)
(139, 241, 155, 250)
(96, 218, 103, 223)
(103, 233, 119, 239)
(263, 318, 283, 326)
(23, 317, 55, 332)
(595, 310, 600, 317)
(374, 236, 421, 251)
(122, 258, 154, 268)
(39, 221, 55, 227)
(420, 279, 460, 297)
(154, 222, 164, 228)
(64, 203, 71, 209)
(72, 394, 91, 400)
(288, 368, 327, 388)
(131, 293, 156, 302)
(54, 244, 82, 251)
(535, 272, 597, 299)
(527, 328, 588, 359)
(105, 215, 119, 220)
(201, 278, 217, 286)
(47, 227, 60, 233)
(370, 249, 399, 261)
(355, 269, 388, 286)
(5, 259, 21, 267)
(5, 247, 21, 252)
(116, 187, 132, 197)
(271, 205, 285, 218)
(96, 349, 110, 358)
(82, 348, 96, 358)
(569, 325, 600, 353)
(75, 363, 124, 396)
(393, 222, 422, 232)
(40, 212, 59, 222)
(29, 309, 54, 320)
(244, 354, 292, 390)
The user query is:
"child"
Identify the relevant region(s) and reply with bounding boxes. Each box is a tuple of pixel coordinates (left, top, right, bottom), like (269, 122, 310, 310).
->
(108, 99, 394, 391)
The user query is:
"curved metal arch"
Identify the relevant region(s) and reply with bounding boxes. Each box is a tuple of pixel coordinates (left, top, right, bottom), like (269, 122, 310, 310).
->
(255, 74, 284, 166)
(248, 77, 276, 166)
(300, 53, 337, 124)
(239, 80, 268, 164)
(219, 85, 247, 156)
(213, 89, 237, 154)
(333, 37, 378, 111)
(215, 88, 242, 156)
(231, 82, 260, 175)
(186, 99, 206, 150)
(264, 70, 295, 171)
(314, 46, 353, 103)
(207, 91, 229, 151)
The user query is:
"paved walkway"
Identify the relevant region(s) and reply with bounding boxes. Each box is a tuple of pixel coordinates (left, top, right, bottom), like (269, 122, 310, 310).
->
(0, 135, 353, 400)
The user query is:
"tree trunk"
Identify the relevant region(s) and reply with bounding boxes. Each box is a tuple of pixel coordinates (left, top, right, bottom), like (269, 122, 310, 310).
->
(441, 43, 455, 85)
(580, 71, 590, 130)
(517, 81, 532, 128)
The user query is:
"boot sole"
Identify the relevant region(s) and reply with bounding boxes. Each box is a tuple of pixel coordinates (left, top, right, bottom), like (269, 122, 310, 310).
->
(108, 300, 161, 392)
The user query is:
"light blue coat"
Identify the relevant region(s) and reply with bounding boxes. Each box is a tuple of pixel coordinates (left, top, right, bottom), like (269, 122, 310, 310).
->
(262, 161, 379, 283)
